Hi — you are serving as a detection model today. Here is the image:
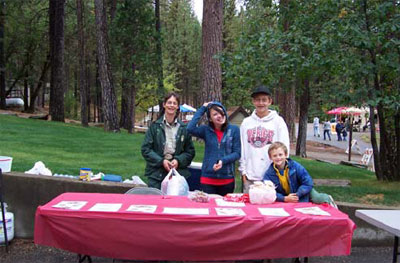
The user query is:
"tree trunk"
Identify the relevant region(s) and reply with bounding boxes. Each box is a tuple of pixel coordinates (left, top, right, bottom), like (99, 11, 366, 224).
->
(201, 0, 223, 102)
(23, 77, 29, 112)
(28, 55, 50, 113)
(0, 0, 5, 109)
(278, 0, 295, 141)
(86, 64, 91, 122)
(296, 78, 310, 157)
(49, 0, 66, 122)
(120, 79, 128, 129)
(77, 0, 88, 126)
(155, 0, 164, 106)
(94, 0, 119, 132)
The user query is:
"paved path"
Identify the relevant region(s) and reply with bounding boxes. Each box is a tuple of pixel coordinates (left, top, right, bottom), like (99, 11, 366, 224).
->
(306, 123, 371, 154)
(290, 123, 374, 167)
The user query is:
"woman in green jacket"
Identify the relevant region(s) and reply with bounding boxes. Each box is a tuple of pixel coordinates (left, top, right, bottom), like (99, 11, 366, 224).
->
(141, 92, 195, 189)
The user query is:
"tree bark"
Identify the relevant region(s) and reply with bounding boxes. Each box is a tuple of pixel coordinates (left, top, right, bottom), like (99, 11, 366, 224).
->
(278, 0, 295, 141)
(77, 0, 88, 126)
(49, 0, 66, 122)
(296, 78, 309, 157)
(155, 0, 164, 110)
(201, 0, 223, 102)
(0, 0, 5, 109)
(94, 0, 119, 132)
(28, 55, 50, 113)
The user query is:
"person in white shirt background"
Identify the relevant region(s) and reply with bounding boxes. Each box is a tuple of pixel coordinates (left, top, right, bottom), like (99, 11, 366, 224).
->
(313, 116, 320, 137)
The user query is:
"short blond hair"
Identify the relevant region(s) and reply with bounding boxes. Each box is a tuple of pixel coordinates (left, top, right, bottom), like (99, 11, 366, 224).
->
(268, 142, 288, 157)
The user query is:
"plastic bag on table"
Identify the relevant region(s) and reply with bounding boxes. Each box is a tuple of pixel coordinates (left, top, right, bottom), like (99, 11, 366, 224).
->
(249, 180, 276, 204)
(161, 168, 189, 196)
(188, 190, 210, 203)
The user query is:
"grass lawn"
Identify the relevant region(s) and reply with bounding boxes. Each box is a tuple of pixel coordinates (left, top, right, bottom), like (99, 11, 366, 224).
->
(1, 114, 399, 206)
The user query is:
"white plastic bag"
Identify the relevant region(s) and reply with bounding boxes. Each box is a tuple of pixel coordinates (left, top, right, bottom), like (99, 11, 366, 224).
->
(249, 180, 276, 204)
(123, 175, 147, 186)
(161, 168, 189, 196)
(25, 161, 52, 176)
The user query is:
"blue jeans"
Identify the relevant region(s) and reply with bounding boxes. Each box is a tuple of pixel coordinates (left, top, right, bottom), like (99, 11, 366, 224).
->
(201, 182, 235, 196)
(313, 126, 320, 136)
(323, 130, 331, 140)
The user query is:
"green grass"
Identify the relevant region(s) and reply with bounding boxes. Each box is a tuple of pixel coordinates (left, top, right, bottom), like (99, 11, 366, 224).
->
(1, 114, 399, 206)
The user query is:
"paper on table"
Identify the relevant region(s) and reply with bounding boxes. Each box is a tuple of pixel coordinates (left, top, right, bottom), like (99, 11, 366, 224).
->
(163, 207, 209, 215)
(258, 207, 290, 217)
(215, 198, 245, 207)
(126, 205, 157, 213)
(89, 203, 122, 212)
(52, 201, 88, 210)
(295, 206, 331, 216)
(215, 208, 246, 216)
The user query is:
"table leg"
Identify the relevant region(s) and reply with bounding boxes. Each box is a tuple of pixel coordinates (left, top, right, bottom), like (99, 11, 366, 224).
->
(78, 254, 92, 263)
(394, 236, 399, 263)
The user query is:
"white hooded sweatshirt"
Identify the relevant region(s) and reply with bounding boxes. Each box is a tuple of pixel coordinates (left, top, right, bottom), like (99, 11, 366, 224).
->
(239, 109, 290, 181)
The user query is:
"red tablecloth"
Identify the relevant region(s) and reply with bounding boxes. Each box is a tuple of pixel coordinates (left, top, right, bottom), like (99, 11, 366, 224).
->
(34, 192, 355, 261)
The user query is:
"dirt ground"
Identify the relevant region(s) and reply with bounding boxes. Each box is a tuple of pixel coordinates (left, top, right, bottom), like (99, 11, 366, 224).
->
(0, 239, 394, 263)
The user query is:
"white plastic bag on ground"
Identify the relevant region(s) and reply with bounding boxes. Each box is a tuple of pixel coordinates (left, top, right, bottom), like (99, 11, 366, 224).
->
(25, 161, 52, 176)
(123, 175, 147, 186)
(161, 168, 189, 196)
(249, 180, 276, 204)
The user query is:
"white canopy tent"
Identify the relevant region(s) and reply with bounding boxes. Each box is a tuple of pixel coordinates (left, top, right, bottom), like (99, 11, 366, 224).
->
(147, 104, 197, 113)
(147, 105, 160, 113)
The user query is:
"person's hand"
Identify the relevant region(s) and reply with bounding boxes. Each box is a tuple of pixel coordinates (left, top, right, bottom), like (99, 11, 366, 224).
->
(163, 159, 172, 172)
(170, 159, 179, 169)
(284, 193, 299, 203)
(213, 160, 223, 171)
(242, 174, 247, 183)
(203, 101, 212, 107)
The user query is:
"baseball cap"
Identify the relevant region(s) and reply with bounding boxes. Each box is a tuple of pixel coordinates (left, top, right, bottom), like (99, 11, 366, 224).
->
(251, 85, 272, 98)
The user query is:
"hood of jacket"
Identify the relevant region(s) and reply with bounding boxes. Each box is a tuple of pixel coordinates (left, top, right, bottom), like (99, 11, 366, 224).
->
(206, 101, 229, 127)
(250, 109, 278, 122)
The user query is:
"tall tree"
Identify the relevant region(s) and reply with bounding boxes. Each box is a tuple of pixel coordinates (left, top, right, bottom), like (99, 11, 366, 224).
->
(0, 0, 5, 109)
(155, 0, 164, 110)
(76, 0, 88, 126)
(49, 0, 66, 122)
(202, 0, 223, 102)
(162, 0, 201, 105)
(94, 0, 119, 132)
(111, 0, 156, 133)
(277, 0, 296, 141)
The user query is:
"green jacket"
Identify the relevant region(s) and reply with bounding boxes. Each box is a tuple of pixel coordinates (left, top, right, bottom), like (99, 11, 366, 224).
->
(141, 117, 195, 182)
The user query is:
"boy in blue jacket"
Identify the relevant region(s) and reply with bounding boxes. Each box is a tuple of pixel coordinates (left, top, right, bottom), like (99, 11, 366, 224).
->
(187, 102, 241, 196)
(263, 142, 313, 202)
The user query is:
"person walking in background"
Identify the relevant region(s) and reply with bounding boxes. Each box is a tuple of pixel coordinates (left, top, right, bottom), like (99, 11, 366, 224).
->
(323, 120, 331, 141)
(313, 116, 320, 137)
(239, 85, 290, 194)
(342, 124, 348, 141)
(187, 101, 241, 196)
(141, 92, 195, 189)
(335, 121, 343, 141)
